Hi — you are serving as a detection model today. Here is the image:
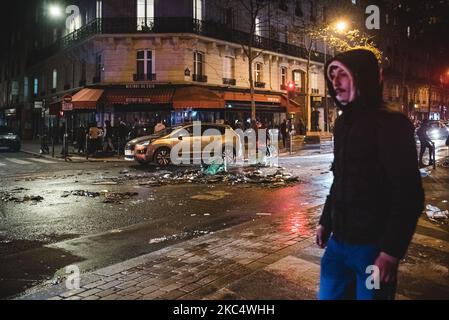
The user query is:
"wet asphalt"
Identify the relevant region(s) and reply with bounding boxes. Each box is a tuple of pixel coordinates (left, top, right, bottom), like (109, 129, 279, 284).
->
(0, 150, 333, 299)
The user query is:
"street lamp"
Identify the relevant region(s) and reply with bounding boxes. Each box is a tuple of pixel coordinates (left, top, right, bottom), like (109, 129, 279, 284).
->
(334, 20, 349, 33)
(49, 4, 63, 18)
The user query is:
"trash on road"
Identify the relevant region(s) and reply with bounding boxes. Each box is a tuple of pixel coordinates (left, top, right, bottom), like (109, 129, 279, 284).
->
(425, 204, 449, 220)
(102, 192, 139, 204)
(419, 168, 430, 177)
(0, 191, 43, 203)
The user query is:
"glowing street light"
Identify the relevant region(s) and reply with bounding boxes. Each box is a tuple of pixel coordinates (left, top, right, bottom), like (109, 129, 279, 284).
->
(335, 20, 349, 33)
(49, 5, 63, 18)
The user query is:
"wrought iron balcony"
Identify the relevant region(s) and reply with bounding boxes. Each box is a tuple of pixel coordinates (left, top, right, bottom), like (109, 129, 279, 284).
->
(223, 78, 236, 85)
(28, 17, 327, 67)
(133, 73, 157, 81)
(193, 74, 208, 83)
(254, 81, 266, 88)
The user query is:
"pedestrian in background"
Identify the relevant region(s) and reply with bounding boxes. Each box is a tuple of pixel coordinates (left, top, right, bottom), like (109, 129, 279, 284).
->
(316, 49, 424, 300)
(416, 119, 435, 167)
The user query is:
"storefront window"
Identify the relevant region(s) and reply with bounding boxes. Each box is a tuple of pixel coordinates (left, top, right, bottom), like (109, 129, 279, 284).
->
(194, 51, 204, 76)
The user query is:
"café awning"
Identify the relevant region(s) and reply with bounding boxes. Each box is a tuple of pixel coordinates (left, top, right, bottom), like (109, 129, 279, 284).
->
(172, 86, 224, 109)
(103, 88, 174, 105)
(71, 88, 104, 109)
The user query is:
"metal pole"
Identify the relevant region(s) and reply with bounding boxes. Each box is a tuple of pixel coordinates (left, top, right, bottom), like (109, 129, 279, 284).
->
(324, 39, 328, 132)
(86, 133, 89, 160)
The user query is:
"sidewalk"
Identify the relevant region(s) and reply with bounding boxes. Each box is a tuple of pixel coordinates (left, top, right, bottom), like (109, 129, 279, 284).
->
(18, 207, 322, 300)
(20, 140, 128, 163)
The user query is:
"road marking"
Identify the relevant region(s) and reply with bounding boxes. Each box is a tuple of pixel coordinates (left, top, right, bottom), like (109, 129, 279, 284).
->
(4, 158, 33, 165)
(27, 158, 57, 164)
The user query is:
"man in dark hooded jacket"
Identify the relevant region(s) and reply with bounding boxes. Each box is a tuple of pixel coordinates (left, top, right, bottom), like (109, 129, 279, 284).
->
(316, 49, 424, 300)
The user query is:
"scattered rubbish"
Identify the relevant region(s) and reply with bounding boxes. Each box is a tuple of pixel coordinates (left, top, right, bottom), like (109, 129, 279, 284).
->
(0, 191, 43, 203)
(116, 166, 300, 189)
(191, 214, 197, 217)
(119, 170, 130, 174)
(51, 276, 64, 285)
(204, 213, 210, 216)
(256, 213, 272, 216)
(61, 190, 101, 198)
(148, 230, 212, 244)
(425, 204, 449, 220)
(202, 161, 226, 176)
(419, 168, 430, 177)
(102, 192, 138, 204)
(442, 200, 448, 203)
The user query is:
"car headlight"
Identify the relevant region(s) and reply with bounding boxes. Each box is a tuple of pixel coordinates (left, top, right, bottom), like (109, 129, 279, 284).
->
(5, 135, 18, 140)
(140, 141, 151, 147)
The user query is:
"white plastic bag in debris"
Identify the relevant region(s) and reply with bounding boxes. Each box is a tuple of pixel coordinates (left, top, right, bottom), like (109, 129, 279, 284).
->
(419, 168, 430, 178)
(425, 204, 449, 219)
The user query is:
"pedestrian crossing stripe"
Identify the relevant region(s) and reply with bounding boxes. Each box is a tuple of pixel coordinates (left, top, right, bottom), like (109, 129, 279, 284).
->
(2, 158, 58, 165)
(4, 158, 33, 165)
(26, 158, 57, 164)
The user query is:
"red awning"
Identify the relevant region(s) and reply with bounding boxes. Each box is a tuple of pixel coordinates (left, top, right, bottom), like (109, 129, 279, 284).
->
(173, 86, 224, 109)
(103, 88, 174, 105)
(72, 88, 104, 109)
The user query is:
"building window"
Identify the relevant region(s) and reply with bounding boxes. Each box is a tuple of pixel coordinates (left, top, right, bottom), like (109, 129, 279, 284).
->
(137, 0, 154, 30)
(95, 53, 103, 82)
(223, 7, 234, 28)
(386, 13, 389, 25)
(33, 78, 38, 96)
(293, 70, 302, 88)
(193, 0, 203, 21)
(80, 61, 86, 85)
(280, 67, 287, 87)
(52, 69, 58, 89)
(254, 62, 263, 83)
(24, 77, 29, 98)
(223, 56, 235, 80)
(136, 50, 154, 80)
(66, 8, 81, 33)
(255, 16, 261, 36)
(311, 72, 318, 92)
(96, 0, 102, 19)
(194, 51, 204, 76)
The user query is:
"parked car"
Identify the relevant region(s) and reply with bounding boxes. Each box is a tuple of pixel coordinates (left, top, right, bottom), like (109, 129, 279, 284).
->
(134, 123, 242, 166)
(0, 126, 21, 152)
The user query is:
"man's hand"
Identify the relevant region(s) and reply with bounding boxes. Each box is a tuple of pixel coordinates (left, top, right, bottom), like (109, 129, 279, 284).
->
(374, 252, 400, 283)
(316, 225, 330, 249)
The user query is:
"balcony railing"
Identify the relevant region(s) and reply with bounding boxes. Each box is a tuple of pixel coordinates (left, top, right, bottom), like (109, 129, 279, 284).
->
(79, 80, 86, 87)
(193, 74, 208, 83)
(28, 17, 328, 66)
(223, 78, 236, 86)
(133, 73, 157, 81)
(92, 76, 101, 84)
(254, 81, 266, 88)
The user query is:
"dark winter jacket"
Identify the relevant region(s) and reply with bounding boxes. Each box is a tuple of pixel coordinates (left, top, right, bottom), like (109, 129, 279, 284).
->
(319, 49, 424, 259)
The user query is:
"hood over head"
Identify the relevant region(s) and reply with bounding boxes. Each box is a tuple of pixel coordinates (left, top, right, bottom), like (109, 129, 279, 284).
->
(325, 48, 383, 111)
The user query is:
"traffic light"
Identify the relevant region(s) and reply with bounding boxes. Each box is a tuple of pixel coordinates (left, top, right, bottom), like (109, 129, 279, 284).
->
(287, 81, 296, 99)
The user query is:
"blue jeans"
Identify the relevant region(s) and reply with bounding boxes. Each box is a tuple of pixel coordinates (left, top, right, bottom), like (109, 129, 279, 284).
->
(319, 236, 396, 300)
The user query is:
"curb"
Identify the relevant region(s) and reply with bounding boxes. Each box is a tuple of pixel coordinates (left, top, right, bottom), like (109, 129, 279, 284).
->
(20, 149, 129, 163)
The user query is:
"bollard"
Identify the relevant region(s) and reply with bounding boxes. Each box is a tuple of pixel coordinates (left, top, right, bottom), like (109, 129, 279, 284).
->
(51, 136, 55, 158)
(289, 132, 293, 155)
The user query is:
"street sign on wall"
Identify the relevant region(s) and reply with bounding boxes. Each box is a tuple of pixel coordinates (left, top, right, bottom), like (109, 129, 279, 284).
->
(62, 94, 73, 111)
(34, 101, 43, 109)
(62, 101, 73, 111)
